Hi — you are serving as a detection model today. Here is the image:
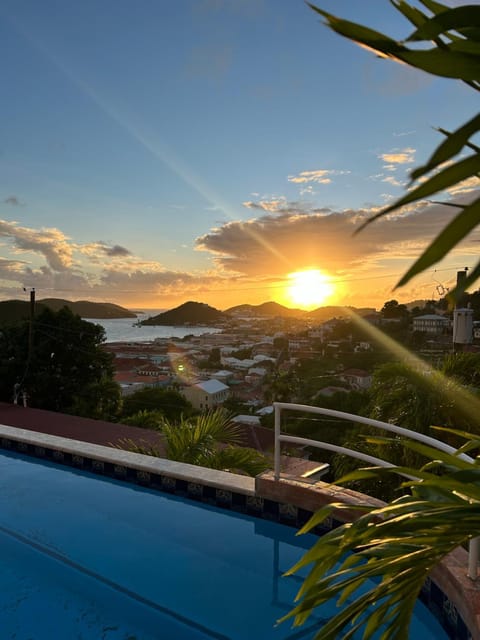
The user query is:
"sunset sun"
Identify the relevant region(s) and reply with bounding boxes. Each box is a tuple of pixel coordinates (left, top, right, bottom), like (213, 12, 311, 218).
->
(286, 269, 334, 309)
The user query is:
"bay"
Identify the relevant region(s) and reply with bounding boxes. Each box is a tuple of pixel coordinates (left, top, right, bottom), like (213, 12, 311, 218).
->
(83, 311, 222, 344)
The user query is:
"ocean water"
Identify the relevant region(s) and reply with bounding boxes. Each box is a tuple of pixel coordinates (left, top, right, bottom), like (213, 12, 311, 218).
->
(83, 311, 222, 343)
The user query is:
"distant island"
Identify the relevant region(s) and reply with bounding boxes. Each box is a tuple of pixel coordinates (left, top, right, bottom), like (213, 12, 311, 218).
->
(141, 301, 226, 326)
(140, 300, 377, 326)
(0, 298, 135, 325)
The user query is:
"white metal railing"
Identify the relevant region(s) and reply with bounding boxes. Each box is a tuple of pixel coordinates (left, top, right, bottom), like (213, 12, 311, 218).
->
(273, 401, 479, 580)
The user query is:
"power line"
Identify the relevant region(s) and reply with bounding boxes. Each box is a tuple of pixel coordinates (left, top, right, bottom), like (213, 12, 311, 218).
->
(18, 265, 468, 297)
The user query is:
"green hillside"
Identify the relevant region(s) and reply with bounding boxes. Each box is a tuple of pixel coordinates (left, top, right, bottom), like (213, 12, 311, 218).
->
(141, 301, 225, 326)
(0, 299, 135, 326)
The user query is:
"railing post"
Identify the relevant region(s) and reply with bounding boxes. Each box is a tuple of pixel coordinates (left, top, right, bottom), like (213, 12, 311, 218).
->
(468, 537, 479, 580)
(274, 403, 281, 481)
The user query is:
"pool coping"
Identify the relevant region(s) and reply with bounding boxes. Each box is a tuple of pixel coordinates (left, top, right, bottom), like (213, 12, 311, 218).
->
(0, 423, 478, 640)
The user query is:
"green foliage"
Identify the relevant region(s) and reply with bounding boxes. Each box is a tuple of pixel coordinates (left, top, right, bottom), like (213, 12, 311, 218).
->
(381, 300, 409, 320)
(120, 409, 166, 429)
(69, 379, 122, 421)
(282, 432, 480, 639)
(0, 306, 118, 414)
(120, 387, 193, 422)
(368, 359, 480, 440)
(118, 408, 269, 477)
(309, 0, 480, 300)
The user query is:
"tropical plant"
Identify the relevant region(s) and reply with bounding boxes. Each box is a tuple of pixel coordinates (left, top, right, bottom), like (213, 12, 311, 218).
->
(118, 408, 269, 477)
(282, 431, 480, 639)
(309, 1, 480, 299)
(121, 409, 166, 429)
(120, 387, 194, 422)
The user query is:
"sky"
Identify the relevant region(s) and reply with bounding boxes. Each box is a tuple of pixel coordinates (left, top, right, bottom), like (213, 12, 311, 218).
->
(1, 0, 479, 312)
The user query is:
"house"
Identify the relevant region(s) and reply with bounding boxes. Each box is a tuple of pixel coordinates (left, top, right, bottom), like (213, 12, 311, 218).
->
(412, 314, 450, 334)
(182, 379, 230, 411)
(340, 368, 372, 390)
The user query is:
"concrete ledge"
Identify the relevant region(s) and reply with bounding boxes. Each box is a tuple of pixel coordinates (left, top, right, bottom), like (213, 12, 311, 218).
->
(0, 424, 255, 496)
(255, 470, 384, 522)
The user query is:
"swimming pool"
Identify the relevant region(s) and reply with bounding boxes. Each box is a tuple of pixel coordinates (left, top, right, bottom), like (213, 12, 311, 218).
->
(0, 450, 448, 639)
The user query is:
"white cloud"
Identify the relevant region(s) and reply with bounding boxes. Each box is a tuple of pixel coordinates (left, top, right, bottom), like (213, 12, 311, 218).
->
(287, 169, 349, 184)
(0, 220, 73, 271)
(197, 191, 480, 277)
(382, 176, 404, 187)
(380, 147, 416, 166)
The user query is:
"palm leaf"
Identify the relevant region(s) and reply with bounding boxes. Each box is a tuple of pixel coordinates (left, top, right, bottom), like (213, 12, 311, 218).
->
(407, 6, 480, 41)
(396, 196, 480, 287)
(410, 113, 480, 180)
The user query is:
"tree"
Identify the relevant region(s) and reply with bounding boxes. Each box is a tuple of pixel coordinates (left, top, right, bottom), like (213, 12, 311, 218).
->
(0, 306, 119, 414)
(120, 387, 193, 422)
(381, 300, 409, 320)
(284, 2, 480, 638)
(118, 408, 269, 477)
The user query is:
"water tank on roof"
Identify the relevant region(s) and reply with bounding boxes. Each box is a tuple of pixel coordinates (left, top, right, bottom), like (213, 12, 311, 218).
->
(453, 308, 473, 344)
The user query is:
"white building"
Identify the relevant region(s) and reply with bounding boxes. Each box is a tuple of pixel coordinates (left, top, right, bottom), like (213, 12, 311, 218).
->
(340, 369, 372, 390)
(182, 379, 230, 411)
(412, 314, 449, 334)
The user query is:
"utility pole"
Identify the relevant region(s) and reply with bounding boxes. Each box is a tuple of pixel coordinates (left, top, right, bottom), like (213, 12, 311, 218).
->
(28, 287, 35, 364)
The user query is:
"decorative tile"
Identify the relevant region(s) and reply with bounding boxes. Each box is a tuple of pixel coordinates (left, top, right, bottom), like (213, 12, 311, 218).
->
(136, 470, 151, 484)
(92, 460, 104, 472)
(187, 482, 203, 497)
(0, 438, 12, 448)
(34, 446, 46, 457)
(421, 577, 432, 598)
(17, 442, 28, 452)
(246, 496, 264, 512)
(114, 464, 127, 477)
(52, 450, 65, 462)
(72, 455, 84, 466)
(216, 489, 232, 506)
(161, 476, 176, 491)
(443, 597, 458, 628)
(278, 502, 298, 520)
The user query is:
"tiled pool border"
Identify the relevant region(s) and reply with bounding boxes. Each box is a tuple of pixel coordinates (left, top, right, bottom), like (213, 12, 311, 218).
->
(0, 423, 478, 640)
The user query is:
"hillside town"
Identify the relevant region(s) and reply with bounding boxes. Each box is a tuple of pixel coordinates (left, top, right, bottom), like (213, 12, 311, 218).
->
(105, 295, 480, 422)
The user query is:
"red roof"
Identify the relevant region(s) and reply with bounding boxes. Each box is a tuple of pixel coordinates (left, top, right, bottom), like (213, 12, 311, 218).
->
(0, 402, 165, 452)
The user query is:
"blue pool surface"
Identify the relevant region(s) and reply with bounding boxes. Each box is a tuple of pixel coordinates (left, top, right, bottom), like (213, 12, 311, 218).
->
(0, 451, 449, 639)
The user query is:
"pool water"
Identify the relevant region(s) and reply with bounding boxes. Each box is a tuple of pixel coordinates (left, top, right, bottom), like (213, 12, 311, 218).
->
(0, 451, 448, 639)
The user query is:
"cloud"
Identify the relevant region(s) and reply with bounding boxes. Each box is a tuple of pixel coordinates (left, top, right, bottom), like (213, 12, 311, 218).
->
(103, 244, 131, 257)
(0, 220, 73, 271)
(379, 147, 415, 166)
(382, 176, 404, 187)
(287, 169, 349, 184)
(445, 176, 480, 196)
(3, 196, 22, 206)
(197, 191, 480, 277)
(79, 242, 131, 258)
(242, 198, 287, 212)
(0, 258, 29, 281)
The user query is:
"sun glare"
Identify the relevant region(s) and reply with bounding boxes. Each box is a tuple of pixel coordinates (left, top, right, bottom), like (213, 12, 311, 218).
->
(286, 269, 334, 309)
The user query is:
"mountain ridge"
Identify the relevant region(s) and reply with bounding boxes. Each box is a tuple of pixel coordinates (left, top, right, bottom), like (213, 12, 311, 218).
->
(0, 299, 135, 325)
